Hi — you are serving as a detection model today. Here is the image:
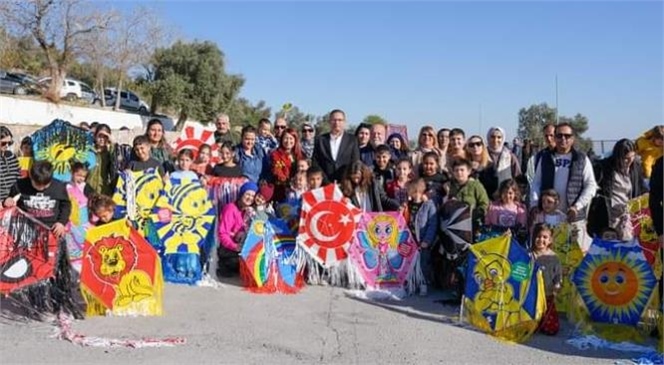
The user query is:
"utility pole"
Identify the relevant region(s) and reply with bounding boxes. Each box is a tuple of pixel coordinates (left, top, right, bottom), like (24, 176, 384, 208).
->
(555, 74, 559, 124)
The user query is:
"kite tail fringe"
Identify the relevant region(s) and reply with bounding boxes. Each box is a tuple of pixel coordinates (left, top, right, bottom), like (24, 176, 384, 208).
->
(296, 248, 325, 285)
(55, 314, 186, 348)
(406, 250, 425, 296)
(343, 259, 365, 290)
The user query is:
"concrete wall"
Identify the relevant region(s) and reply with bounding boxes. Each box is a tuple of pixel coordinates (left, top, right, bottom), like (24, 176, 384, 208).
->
(0, 95, 145, 130)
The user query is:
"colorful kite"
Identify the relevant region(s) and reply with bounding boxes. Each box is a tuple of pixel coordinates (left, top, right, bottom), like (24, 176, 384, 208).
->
(240, 214, 303, 293)
(112, 168, 164, 235)
(275, 198, 301, 232)
(80, 219, 163, 316)
(170, 123, 219, 163)
(550, 223, 584, 313)
(297, 184, 362, 268)
(150, 177, 214, 285)
(349, 212, 419, 292)
(65, 184, 90, 273)
(464, 235, 546, 343)
(0, 207, 58, 294)
(439, 200, 472, 257)
(31, 119, 96, 182)
(18, 156, 32, 179)
(572, 238, 656, 327)
(628, 194, 661, 270)
(206, 176, 248, 209)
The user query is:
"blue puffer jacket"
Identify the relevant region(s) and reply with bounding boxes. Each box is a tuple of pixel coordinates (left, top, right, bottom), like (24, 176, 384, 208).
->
(410, 199, 438, 245)
(235, 145, 267, 182)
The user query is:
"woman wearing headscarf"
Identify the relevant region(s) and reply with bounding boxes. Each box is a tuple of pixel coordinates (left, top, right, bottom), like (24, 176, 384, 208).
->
(485, 127, 521, 198)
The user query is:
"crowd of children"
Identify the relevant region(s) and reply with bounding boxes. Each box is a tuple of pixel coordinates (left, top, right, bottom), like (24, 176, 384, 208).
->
(0, 119, 662, 337)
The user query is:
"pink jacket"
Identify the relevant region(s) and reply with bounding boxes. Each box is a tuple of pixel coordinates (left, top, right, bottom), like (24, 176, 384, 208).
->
(218, 202, 245, 251)
(484, 201, 527, 228)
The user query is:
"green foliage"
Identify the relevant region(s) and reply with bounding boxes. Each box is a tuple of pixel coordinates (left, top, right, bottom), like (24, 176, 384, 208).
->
(362, 114, 387, 125)
(0, 27, 47, 76)
(517, 102, 592, 152)
(150, 40, 244, 130)
(226, 98, 271, 128)
(275, 104, 317, 130)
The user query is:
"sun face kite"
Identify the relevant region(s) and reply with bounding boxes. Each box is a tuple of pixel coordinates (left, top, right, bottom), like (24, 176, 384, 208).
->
(572, 240, 656, 326)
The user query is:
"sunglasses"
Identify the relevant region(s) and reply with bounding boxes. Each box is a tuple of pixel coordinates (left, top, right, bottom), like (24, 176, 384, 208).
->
(302, 129, 314, 133)
(0, 141, 13, 147)
(275, 125, 287, 130)
(556, 133, 573, 140)
(468, 141, 483, 148)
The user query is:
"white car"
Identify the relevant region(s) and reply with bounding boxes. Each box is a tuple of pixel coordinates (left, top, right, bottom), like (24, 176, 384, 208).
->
(104, 88, 150, 114)
(37, 77, 99, 103)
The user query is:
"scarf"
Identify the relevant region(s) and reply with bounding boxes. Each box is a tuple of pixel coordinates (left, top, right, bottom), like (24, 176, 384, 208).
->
(487, 127, 512, 185)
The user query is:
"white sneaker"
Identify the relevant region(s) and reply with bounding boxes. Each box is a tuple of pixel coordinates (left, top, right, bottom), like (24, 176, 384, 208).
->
(419, 284, 428, 296)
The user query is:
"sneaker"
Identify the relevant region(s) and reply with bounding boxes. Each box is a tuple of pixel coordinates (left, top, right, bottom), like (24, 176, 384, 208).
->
(419, 284, 428, 296)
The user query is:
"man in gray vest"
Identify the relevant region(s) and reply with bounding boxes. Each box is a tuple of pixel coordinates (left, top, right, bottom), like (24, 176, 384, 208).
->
(530, 122, 597, 252)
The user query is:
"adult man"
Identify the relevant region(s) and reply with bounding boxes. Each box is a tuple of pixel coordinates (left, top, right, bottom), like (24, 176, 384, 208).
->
(274, 117, 288, 141)
(525, 123, 557, 183)
(214, 113, 236, 145)
(530, 122, 597, 252)
(300, 122, 315, 159)
(370, 123, 387, 149)
(312, 109, 360, 184)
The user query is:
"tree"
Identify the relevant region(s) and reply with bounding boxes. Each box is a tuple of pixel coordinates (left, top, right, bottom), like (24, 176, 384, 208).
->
(227, 98, 271, 128)
(150, 40, 245, 130)
(517, 102, 592, 152)
(362, 114, 387, 125)
(275, 104, 317, 130)
(0, 0, 114, 101)
(517, 103, 557, 148)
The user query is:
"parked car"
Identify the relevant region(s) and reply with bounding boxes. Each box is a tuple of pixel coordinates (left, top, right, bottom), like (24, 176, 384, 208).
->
(104, 88, 150, 114)
(0, 70, 38, 95)
(37, 77, 100, 104)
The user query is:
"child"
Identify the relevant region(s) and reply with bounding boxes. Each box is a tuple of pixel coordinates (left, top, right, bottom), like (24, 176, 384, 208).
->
(257, 118, 278, 154)
(373, 145, 394, 190)
(447, 158, 489, 227)
(89, 193, 117, 225)
(531, 223, 562, 336)
(420, 151, 449, 206)
(212, 141, 243, 177)
(3, 161, 70, 238)
(386, 158, 413, 206)
(18, 136, 33, 179)
(70, 162, 95, 198)
(288, 172, 308, 200)
(307, 166, 324, 190)
(404, 178, 437, 296)
(600, 227, 620, 241)
(531, 189, 567, 228)
(296, 159, 310, 174)
(255, 183, 275, 215)
(218, 181, 259, 278)
(192, 144, 213, 176)
(128, 135, 165, 176)
(485, 179, 527, 231)
(171, 149, 199, 181)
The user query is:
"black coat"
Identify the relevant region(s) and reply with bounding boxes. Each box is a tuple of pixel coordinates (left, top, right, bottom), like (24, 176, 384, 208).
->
(347, 180, 400, 213)
(649, 157, 663, 236)
(312, 132, 360, 184)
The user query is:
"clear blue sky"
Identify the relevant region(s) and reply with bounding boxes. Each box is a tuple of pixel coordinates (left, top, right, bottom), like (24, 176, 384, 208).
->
(131, 1, 662, 141)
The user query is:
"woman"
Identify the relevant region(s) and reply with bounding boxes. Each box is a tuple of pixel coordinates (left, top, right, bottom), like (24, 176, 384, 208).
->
(387, 133, 410, 163)
(0, 126, 19, 202)
(589, 139, 648, 239)
(521, 139, 535, 174)
(464, 135, 494, 193)
(355, 123, 373, 166)
(437, 128, 450, 159)
(217, 181, 258, 278)
(410, 126, 444, 175)
(485, 127, 521, 198)
(145, 119, 175, 172)
(235, 125, 266, 182)
(87, 124, 116, 196)
(212, 142, 242, 177)
(340, 161, 399, 212)
(271, 128, 304, 202)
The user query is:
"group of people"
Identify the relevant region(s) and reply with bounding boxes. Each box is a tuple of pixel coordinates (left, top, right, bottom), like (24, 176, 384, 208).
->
(0, 114, 662, 335)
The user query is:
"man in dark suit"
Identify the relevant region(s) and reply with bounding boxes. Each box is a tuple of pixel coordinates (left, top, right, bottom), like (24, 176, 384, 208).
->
(313, 109, 360, 184)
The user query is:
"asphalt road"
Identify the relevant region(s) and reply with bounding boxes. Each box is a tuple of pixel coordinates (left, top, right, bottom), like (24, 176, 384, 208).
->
(0, 279, 645, 364)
